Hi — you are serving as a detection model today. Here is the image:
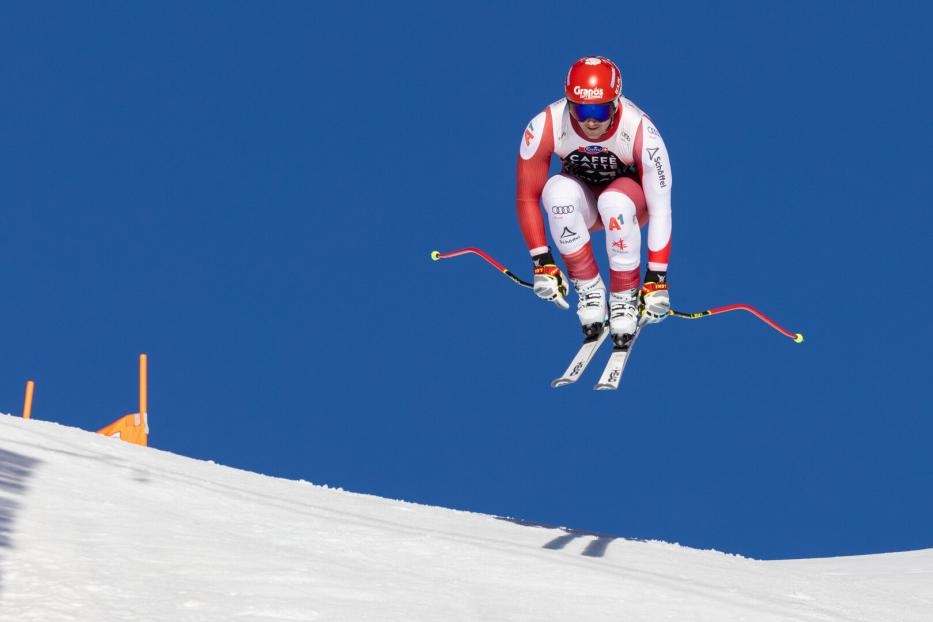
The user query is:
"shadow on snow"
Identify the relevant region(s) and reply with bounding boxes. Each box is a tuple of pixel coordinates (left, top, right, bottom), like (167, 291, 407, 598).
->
(497, 515, 645, 558)
(0, 447, 42, 596)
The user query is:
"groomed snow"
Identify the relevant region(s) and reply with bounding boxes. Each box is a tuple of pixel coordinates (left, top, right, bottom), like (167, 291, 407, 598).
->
(0, 413, 930, 621)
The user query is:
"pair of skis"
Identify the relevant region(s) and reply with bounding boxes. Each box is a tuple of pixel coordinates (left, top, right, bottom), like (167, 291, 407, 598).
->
(551, 325, 642, 390)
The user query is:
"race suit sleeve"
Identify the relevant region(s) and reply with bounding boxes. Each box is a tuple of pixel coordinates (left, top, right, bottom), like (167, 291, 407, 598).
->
(634, 116, 672, 271)
(516, 107, 555, 255)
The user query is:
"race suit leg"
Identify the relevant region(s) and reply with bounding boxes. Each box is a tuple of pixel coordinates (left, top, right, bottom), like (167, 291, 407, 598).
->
(541, 174, 600, 280)
(596, 177, 648, 292)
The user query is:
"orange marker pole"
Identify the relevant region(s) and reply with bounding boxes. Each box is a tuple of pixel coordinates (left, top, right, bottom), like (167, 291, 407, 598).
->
(138, 354, 148, 429)
(23, 380, 35, 420)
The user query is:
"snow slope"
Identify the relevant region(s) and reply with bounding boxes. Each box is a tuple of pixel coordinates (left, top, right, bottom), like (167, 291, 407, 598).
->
(0, 414, 930, 621)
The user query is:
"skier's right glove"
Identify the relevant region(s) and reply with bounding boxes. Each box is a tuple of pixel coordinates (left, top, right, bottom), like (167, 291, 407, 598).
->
(532, 250, 570, 310)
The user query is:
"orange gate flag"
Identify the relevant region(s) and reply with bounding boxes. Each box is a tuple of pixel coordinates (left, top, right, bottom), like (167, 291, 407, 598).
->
(97, 354, 149, 447)
(97, 413, 148, 446)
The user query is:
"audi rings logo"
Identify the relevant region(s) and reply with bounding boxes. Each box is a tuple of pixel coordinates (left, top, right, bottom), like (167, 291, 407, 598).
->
(551, 205, 575, 215)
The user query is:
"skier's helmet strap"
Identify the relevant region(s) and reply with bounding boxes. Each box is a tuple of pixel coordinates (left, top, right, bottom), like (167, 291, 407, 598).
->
(565, 56, 622, 105)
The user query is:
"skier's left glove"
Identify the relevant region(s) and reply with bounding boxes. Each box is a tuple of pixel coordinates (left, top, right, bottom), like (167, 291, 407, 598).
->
(640, 269, 670, 324)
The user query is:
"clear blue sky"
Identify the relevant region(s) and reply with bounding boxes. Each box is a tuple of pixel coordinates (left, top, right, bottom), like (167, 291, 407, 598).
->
(2, 1, 931, 560)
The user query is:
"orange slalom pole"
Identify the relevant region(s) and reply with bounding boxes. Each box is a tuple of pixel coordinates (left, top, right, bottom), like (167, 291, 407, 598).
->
(138, 354, 148, 428)
(23, 380, 35, 420)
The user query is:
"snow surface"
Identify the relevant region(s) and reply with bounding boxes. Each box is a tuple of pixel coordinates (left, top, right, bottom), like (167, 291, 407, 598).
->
(0, 414, 930, 621)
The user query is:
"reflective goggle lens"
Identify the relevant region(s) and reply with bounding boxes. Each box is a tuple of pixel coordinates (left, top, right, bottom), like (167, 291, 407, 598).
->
(569, 101, 614, 123)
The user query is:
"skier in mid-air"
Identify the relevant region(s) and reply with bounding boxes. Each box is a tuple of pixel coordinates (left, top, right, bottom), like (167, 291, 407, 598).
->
(436, 55, 794, 388)
(517, 56, 672, 348)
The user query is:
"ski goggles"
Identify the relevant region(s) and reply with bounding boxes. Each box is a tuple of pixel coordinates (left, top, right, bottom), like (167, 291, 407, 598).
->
(568, 101, 616, 123)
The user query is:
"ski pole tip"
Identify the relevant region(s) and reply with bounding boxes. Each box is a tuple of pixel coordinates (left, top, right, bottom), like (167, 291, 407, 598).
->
(794, 333, 805, 343)
(430, 250, 440, 261)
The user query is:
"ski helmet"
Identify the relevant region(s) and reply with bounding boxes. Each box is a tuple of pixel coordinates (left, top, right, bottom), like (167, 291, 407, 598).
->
(565, 56, 622, 105)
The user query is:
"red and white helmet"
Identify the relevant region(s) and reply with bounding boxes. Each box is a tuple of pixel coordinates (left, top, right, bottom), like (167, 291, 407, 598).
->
(565, 56, 622, 104)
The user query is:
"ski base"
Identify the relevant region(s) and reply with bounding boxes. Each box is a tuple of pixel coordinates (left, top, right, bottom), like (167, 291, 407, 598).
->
(593, 327, 641, 391)
(550, 326, 610, 388)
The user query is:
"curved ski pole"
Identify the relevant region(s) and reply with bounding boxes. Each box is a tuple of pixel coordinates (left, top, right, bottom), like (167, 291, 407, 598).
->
(431, 247, 803, 343)
(668, 304, 804, 343)
(431, 248, 533, 289)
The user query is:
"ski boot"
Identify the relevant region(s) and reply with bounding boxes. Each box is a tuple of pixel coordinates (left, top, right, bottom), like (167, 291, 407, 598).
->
(571, 274, 607, 341)
(609, 288, 639, 348)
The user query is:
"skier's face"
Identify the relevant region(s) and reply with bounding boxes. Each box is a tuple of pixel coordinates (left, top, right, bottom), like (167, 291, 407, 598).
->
(579, 117, 612, 139)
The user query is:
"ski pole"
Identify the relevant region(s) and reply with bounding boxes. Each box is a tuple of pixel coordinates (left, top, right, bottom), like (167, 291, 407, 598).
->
(431, 247, 804, 343)
(668, 305, 804, 343)
(431, 247, 534, 289)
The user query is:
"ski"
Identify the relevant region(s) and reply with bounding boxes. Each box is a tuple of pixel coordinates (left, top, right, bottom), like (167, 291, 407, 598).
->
(593, 327, 642, 391)
(550, 326, 610, 388)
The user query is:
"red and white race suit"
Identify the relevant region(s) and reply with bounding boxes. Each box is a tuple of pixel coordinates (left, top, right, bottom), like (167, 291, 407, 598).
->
(517, 96, 672, 291)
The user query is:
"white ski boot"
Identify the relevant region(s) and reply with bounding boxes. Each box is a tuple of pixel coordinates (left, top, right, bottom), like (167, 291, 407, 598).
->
(609, 288, 639, 348)
(571, 274, 607, 340)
